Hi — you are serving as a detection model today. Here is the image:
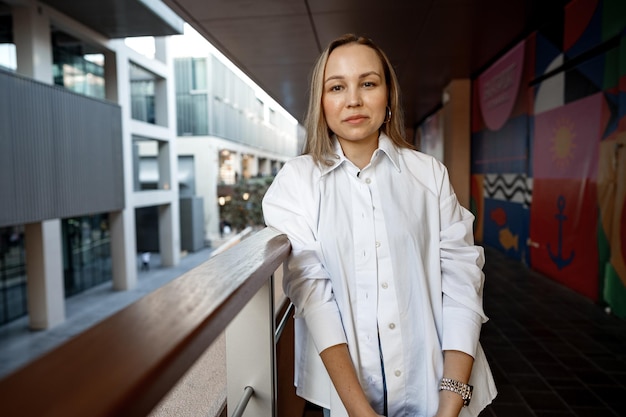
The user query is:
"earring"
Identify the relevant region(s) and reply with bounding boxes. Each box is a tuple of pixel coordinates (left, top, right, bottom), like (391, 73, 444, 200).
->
(384, 106, 392, 123)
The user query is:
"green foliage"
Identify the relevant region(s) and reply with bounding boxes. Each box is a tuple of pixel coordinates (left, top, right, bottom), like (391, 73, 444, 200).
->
(220, 176, 274, 231)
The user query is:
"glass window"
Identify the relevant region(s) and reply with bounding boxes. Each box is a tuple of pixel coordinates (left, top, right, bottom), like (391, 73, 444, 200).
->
(0, 225, 27, 325)
(0, 44, 16, 71)
(175, 58, 208, 136)
(52, 29, 105, 99)
(62, 215, 112, 297)
(130, 62, 157, 124)
(0, 11, 16, 71)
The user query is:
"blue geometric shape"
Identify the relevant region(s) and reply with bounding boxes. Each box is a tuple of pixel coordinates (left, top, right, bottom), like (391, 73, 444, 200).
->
(471, 115, 529, 174)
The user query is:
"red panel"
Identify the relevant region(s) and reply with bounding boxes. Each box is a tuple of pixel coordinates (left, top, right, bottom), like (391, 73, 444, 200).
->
(533, 93, 604, 181)
(530, 179, 599, 300)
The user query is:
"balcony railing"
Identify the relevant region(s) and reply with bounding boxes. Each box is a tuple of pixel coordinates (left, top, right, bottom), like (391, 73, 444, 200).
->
(0, 227, 292, 417)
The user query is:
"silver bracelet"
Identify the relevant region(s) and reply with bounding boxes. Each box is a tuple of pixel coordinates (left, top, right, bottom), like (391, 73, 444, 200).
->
(439, 377, 473, 407)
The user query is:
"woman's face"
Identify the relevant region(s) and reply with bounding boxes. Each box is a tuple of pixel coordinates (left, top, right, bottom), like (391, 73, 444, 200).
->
(322, 43, 388, 146)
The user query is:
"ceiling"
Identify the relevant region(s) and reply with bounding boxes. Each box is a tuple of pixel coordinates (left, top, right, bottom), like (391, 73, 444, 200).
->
(30, 0, 571, 128)
(162, 0, 571, 127)
(39, 0, 184, 38)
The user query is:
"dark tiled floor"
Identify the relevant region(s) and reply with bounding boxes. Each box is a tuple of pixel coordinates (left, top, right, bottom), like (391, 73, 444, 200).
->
(478, 246, 626, 417)
(303, 246, 626, 417)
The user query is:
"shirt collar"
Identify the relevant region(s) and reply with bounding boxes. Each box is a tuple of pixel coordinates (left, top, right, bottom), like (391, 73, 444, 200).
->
(320, 133, 402, 176)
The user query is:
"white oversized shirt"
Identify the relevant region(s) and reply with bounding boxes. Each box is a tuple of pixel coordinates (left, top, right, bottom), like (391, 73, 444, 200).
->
(262, 134, 497, 417)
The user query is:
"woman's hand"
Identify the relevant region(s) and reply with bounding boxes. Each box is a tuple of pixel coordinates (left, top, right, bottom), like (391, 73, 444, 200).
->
(320, 344, 383, 417)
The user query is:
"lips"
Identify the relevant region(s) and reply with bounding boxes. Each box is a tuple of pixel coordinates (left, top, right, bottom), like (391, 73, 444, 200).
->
(344, 114, 368, 123)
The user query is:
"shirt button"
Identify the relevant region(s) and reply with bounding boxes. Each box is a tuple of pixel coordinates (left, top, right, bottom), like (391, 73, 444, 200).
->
(395, 370, 402, 377)
(365, 178, 371, 184)
(375, 241, 381, 247)
(389, 323, 396, 329)
(381, 282, 388, 289)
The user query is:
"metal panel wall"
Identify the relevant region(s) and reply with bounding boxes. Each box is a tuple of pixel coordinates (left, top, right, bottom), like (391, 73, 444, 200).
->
(0, 70, 124, 227)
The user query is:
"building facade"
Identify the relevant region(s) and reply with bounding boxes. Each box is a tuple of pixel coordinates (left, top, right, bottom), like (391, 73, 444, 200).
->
(0, 0, 183, 328)
(170, 27, 299, 244)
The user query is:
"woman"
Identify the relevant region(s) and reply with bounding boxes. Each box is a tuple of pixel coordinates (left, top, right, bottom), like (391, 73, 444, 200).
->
(262, 34, 496, 417)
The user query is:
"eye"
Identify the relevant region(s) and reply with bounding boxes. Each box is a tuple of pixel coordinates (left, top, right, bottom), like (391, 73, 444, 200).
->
(362, 81, 377, 88)
(329, 85, 343, 92)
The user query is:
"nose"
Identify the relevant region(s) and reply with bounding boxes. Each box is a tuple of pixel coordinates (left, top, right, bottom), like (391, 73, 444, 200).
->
(347, 88, 362, 107)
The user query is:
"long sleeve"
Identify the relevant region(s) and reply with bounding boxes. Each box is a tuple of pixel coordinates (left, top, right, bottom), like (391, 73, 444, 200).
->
(438, 166, 487, 358)
(262, 159, 348, 353)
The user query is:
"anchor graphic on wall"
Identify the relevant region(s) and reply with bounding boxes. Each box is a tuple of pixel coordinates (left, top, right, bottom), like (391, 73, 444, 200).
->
(547, 195, 575, 269)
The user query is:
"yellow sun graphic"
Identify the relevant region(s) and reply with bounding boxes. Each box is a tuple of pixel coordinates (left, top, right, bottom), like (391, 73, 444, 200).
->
(550, 118, 577, 169)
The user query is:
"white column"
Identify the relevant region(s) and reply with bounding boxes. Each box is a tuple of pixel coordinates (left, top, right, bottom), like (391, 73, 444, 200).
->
(159, 202, 180, 266)
(156, 36, 180, 265)
(154, 37, 169, 128)
(107, 42, 140, 289)
(12, 3, 53, 83)
(24, 220, 65, 329)
(15, 3, 62, 330)
(206, 144, 220, 240)
(109, 210, 137, 290)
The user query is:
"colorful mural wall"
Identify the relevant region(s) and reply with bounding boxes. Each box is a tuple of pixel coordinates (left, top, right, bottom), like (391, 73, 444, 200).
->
(470, 0, 626, 317)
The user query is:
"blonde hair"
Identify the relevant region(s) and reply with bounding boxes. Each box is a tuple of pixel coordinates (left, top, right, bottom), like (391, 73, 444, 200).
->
(303, 34, 412, 165)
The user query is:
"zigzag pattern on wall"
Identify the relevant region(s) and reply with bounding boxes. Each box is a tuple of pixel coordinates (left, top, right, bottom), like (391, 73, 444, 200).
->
(484, 174, 532, 206)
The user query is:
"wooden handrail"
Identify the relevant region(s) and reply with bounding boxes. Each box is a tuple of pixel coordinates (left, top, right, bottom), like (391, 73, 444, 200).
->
(0, 227, 291, 417)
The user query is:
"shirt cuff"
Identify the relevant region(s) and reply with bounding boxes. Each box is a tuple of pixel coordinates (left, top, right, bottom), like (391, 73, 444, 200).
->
(441, 302, 483, 358)
(304, 302, 347, 354)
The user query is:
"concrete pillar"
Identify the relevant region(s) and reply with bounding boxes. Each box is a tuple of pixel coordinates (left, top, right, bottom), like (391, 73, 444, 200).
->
(442, 79, 471, 209)
(109, 209, 137, 290)
(107, 43, 140, 289)
(156, 36, 180, 265)
(154, 75, 168, 127)
(24, 220, 64, 329)
(159, 202, 180, 267)
(12, 3, 52, 83)
(158, 141, 172, 191)
(154, 36, 167, 64)
(205, 144, 220, 241)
